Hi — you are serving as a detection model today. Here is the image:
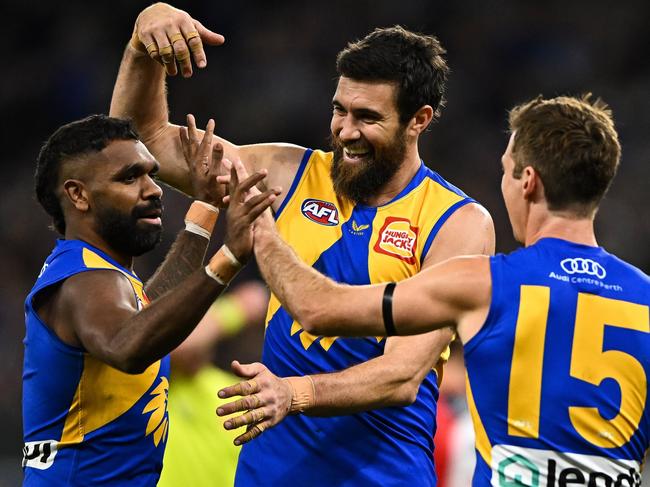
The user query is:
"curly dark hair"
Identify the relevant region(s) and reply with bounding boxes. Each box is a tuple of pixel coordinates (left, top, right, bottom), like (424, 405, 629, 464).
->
(35, 114, 139, 234)
(336, 26, 450, 124)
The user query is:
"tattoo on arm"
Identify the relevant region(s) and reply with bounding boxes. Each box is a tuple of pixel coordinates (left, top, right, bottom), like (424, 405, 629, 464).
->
(145, 231, 209, 299)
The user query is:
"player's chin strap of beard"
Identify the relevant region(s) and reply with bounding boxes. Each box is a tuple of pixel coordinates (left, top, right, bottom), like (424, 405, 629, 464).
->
(382, 283, 398, 336)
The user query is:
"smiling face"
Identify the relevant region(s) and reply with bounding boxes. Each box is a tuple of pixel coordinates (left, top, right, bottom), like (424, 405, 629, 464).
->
(86, 139, 164, 256)
(329, 76, 408, 203)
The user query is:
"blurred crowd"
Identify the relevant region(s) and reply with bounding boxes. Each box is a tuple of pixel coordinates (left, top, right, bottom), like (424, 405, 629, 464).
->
(2, 0, 649, 483)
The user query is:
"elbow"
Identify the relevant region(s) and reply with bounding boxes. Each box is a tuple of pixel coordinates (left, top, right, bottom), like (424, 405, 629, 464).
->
(390, 383, 420, 407)
(295, 286, 347, 336)
(113, 356, 150, 375)
(105, 344, 152, 375)
(139, 122, 170, 147)
(297, 304, 336, 336)
(383, 370, 423, 407)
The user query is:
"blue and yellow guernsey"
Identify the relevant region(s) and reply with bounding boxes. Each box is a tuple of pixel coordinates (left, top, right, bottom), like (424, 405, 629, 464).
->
(236, 149, 475, 486)
(465, 238, 650, 486)
(23, 239, 170, 486)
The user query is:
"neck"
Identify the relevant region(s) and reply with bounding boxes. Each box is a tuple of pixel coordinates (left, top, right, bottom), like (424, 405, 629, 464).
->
(524, 208, 598, 247)
(363, 145, 421, 207)
(65, 225, 134, 270)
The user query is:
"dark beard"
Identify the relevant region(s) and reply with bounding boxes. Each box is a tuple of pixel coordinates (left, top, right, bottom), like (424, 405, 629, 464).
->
(330, 128, 407, 204)
(94, 199, 163, 257)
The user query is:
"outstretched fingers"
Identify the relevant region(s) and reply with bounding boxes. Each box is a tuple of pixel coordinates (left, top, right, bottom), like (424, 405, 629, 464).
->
(233, 422, 270, 445)
(179, 126, 191, 161)
(242, 189, 281, 222)
(217, 393, 262, 417)
(197, 118, 215, 173)
(223, 406, 269, 430)
(218, 379, 261, 401)
(133, 4, 225, 76)
(186, 114, 199, 146)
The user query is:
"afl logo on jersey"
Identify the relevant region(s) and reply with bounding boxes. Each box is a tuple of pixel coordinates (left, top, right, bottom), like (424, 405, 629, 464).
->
(374, 217, 419, 264)
(560, 258, 606, 279)
(301, 199, 339, 226)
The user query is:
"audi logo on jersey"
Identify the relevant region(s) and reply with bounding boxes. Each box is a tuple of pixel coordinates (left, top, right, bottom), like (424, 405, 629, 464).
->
(560, 258, 606, 279)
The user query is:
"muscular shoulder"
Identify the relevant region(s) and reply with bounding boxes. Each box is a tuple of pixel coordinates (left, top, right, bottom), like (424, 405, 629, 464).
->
(240, 143, 308, 211)
(424, 202, 495, 267)
(45, 270, 139, 348)
(241, 143, 306, 175)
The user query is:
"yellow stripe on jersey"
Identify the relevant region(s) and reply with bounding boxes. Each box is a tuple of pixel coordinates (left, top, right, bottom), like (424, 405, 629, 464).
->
(265, 150, 353, 327)
(59, 248, 166, 447)
(367, 176, 465, 281)
(60, 356, 161, 445)
(82, 248, 148, 305)
(366, 171, 465, 363)
(466, 372, 492, 464)
(508, 285, 550, 439)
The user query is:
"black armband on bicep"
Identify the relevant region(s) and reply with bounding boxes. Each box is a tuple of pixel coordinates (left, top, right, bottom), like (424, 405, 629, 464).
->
(382, 282, 397, 336)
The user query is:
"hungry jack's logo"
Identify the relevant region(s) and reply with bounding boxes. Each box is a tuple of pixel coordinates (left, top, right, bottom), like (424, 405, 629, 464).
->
(373, 217, 419, 264)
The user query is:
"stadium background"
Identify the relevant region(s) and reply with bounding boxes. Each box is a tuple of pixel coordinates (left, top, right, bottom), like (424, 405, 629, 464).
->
(1, 0, 648, 484)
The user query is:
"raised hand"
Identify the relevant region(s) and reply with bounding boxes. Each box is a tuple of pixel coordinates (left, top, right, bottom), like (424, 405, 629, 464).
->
(222, 159, 281, 263)
(217, 361, 292, 446)
(179, 114, 225, 207)
(131, 3, 225, 77)
(218, 160, 277, 233)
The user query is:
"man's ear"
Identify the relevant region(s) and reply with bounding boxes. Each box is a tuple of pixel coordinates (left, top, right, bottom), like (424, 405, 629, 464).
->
(521, 166, 543, 202)
(407, 105, 434, 137)
(63, 179, 89, 212)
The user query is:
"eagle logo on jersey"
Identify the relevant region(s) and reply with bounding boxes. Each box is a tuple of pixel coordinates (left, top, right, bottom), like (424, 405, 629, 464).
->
(143, 376, 169, 447)
(348, 220, 370, 236)
(352, 220, 369, 232)
(374, 217, 419, 264)
(301, 199, 339, 226)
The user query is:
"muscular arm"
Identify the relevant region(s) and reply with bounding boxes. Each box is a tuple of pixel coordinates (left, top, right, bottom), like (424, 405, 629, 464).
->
(48, 266, 226, 374)
(38, 165, 276, 375)
(290, 203, 494, 411)
(218, 203, 495, 443)
(254, 202, 494, 341)
(304, 204, 494, 409)
(145, 230, 209, 300)
(307, 329, 454, 414)
(109, 7, 304, 207)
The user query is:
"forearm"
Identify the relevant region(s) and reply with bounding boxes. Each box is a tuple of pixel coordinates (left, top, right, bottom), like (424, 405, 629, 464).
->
(255, 225, 350, 326)
(112, 268, 226, 373)
(146, 230, 210, 299)
(302, 330, 453, 415)
(306, 359, 420, 415)
(110, 46, 169, 141)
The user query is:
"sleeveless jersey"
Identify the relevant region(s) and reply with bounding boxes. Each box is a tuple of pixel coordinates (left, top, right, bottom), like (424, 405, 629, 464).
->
(23, 239, 170, 486)
(236, 149, 476, 486)
(464, 238, 650, 486)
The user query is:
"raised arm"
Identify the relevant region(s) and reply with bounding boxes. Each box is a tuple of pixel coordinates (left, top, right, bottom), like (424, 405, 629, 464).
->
(145, 116, 221, 299)
(39, 157, 279, 375)
(109, 3, 304, 207)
